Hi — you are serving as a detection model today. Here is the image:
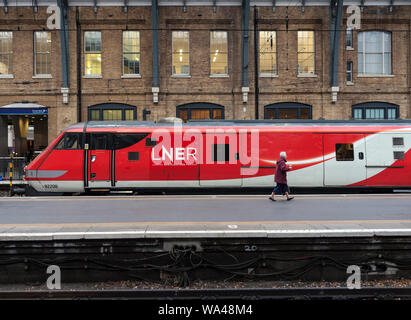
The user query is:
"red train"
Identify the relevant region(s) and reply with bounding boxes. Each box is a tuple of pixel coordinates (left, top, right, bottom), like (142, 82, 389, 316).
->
(25, 120, 411, 193)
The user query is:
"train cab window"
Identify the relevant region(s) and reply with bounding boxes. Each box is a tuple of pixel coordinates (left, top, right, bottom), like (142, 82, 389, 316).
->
(55, 133, 83, 150)
(336, 143, 354, 161)
(212, 144, 230, 162)
(393, 137, 404, 146)
(145, 137, 157, 147)
(114, 133, 149, 150)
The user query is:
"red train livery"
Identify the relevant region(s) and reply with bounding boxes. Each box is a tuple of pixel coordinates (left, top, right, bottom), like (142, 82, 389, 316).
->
(25, 120, 411, 193)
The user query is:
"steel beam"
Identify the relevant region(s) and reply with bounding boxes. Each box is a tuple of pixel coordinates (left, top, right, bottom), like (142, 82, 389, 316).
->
(3, 0, 8, 13)
(58, 0, 70, 90)
(329, 0, 343, 88)
(152, 0, 159, 88)
(241, 0, 250, 88)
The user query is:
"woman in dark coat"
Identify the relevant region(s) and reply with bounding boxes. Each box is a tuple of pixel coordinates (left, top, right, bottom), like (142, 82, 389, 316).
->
(269, 151, 294, 201)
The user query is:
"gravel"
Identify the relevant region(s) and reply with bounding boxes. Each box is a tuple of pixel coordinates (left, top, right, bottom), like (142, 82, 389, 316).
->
(0, 278, 409, 291)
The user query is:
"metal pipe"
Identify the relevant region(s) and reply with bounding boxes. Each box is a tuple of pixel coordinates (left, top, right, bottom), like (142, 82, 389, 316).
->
(152, 0, 159, 88)
(241, 0, 250, 88)
(254, 6, 259, 120)
(76, 7, 82, 122)
(58, 0, 69, 90)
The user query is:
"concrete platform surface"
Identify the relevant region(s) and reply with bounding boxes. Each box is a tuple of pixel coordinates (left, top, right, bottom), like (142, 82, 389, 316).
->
(0, 194, 410, 240)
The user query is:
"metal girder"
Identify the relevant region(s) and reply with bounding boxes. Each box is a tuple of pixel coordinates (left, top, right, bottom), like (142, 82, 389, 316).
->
(58, 0, 70, 91)
(152, 0, 159, 88)
(301, 0, 305, 13)
(33, 0, 38, 13)
(123, 0, 128, 13)
(213, 0, 217, 13)
(241, 0, 250, 88)
(389, 0, 394, 13)
(3, 0, 8, 13)
(183, 0, 187, 13)
(272, 0, 276, 13)
(329, 0, 343, 88)
(93, 0, 98, 13)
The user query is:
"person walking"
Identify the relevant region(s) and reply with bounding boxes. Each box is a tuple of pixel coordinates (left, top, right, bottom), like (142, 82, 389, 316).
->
(269, 151, 294, 201)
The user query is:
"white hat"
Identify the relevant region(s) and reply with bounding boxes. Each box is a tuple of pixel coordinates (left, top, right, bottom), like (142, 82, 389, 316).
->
(280, 151, 287, 159)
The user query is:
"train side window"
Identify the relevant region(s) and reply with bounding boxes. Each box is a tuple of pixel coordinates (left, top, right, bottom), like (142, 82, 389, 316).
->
(335, 143, 354, 161)
(146, 137, 157, 147)
(91, 134, 110, 150)
(55, 133, 82, 150)
(212, 144, 230, 162)
(394, 151, 405, 160)
(393, 137, 404, 146)
(114, 133, 149, 150)
(128, 152, 139, 161)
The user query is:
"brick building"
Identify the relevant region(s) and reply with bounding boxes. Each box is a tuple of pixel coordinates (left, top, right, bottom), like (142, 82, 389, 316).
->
(0, 0, 410, 156)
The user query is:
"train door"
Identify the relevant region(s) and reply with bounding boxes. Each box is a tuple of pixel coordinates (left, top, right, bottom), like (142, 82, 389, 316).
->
(324, 134, 366, 186)
(199, 132, 242, 187)
(88, 132, 112, 188)
(113, 133, 151, 188)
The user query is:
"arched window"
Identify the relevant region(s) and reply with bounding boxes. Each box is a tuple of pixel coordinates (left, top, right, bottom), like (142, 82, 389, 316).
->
(88, 103, 137, 121)
(358, 31, 391, 75)
(352, 102, 399, 120)
(176, 103, 224, 123)
(264, 102, 312, 119)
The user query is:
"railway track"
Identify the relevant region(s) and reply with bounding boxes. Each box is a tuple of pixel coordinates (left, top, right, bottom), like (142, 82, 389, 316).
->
(0, 287, 411, 300)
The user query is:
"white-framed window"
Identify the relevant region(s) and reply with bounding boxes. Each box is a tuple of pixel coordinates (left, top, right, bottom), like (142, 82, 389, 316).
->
(259, 31, 277, 76)
(210, 31, 228, 76)
(346, 28, 353, 49)
(358, 31, 391, 75)
(34, 31, 51, 75)
(0, 31, 12, 75)
(122, 31, 140, 76)
(297, 30, 315, 75)
(84, 31, 102, 76)
(346, 61, 353, 83)
(172, 31, 190, 76)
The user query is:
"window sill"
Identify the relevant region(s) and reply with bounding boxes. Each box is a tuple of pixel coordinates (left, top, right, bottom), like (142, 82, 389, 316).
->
(346, 81, 355, 86)
(121, 74, 141, 79)
(357, 74, 394, 78)
(83, 75, 103, 79)
(171, 74, 191, 78)
(32, 74, 52, 79)
(297, 74, 317, 78)
(210, 74, 229, 78)
(346, 47, 354, 51)
(260, 74, 278, 78)
(0, 74, 13, 79)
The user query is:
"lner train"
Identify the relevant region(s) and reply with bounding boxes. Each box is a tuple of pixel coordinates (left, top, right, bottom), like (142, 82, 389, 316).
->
(24, 120, 411, 193)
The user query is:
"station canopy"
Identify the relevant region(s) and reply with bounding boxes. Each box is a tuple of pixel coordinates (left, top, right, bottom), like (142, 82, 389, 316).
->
(0, 103, 48, 116)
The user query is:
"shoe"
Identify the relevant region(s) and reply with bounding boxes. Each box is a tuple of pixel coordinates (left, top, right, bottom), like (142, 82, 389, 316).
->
(268, 197, 276, 201)
(286, 197, 294, 201)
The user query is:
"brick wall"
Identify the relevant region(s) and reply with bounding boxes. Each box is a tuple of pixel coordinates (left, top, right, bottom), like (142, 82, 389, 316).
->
(0, 5, 409, 143)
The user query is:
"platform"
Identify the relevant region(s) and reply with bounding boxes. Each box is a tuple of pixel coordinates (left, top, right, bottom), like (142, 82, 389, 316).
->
(0, 194, 410, 241)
